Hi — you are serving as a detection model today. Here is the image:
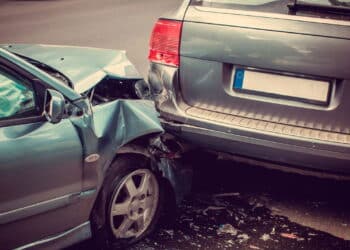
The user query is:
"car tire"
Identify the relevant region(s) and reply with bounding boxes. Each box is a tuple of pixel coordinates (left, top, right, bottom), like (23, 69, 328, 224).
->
(92, 154, 164, 249)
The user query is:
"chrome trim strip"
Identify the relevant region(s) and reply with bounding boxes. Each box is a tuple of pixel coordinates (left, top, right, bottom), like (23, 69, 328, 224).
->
(0, 193, 79, 225)
(0, 189, 95, 225)
(15, 221, 91, 250)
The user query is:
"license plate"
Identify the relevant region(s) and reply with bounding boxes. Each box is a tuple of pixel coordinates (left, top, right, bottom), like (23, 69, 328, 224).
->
(233, 69, 330, 104)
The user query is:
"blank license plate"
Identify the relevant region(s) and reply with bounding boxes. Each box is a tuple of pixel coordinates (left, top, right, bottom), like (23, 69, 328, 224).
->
(233, 69, 330, 103)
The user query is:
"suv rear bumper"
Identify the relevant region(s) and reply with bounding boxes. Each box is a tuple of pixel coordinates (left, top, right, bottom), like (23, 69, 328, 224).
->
(149, 63, 350, 175)
(161, 117, 350, 174)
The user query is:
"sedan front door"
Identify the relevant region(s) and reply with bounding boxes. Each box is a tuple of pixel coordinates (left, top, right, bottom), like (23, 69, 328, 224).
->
(0, 64, 84, 249)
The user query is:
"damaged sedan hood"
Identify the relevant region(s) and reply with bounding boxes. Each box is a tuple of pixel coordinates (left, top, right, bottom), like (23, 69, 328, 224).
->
(0, 44, 141, 93)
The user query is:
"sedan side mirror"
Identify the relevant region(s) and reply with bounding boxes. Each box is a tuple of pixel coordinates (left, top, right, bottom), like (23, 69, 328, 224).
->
(44, 89, 65, 124)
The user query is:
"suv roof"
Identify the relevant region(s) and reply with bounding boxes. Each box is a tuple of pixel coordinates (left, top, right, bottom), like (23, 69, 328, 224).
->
(190, 0, 350, 21)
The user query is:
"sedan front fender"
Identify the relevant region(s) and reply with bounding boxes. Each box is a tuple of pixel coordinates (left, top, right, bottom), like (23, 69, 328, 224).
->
(92, 99, 163, 148)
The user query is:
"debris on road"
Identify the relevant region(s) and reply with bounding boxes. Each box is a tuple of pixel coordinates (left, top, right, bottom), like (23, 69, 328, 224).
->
(213, 192, 240, 198)
(81, 190, 350, 250)
(249, 245, 261, 249)
(217, 224, 238, 236)
(271, 206, 282, 213)
(281, 233, 297, 239)
(202, 206, 226, 215)
(189, 222, 200, 231)
(164, 230, 174, 238)
(260, 233, 272, 241)
(121, 159, 350, 250)
(237, 233, 250, 243)
(280, 232, 304, 241)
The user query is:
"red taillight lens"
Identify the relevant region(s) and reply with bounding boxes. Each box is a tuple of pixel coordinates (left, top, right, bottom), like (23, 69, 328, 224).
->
(148, 19, 182, 67)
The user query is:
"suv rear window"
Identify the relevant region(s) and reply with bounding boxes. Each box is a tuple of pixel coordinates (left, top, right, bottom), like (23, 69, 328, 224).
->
(190, 0, 350, 21)
(191, 0, 288, 14)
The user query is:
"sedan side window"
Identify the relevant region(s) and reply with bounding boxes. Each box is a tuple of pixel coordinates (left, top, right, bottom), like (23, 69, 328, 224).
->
(0, 71, 35, 119)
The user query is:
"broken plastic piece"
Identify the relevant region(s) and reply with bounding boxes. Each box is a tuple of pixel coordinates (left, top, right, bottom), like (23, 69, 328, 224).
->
(237, 233, 250, 243)
(202, 206, 226, 216)
(249, 245, 261, 250)
(260, 233, 271, 241)
(281, 233, 299, 240)
(217, 224, 238, 236)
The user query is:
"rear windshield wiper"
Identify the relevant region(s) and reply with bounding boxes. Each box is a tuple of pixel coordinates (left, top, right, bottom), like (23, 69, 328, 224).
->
(288, 0, 350, 15)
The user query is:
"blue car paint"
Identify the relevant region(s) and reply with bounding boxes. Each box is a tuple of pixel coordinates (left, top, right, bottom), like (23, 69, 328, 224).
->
(0, 46, 176, 250)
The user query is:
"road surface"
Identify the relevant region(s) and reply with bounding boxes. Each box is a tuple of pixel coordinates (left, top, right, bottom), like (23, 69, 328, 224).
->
(0, 0, 182, 77)
(1, 1, 350, 249)
(72, 154, 350, 249)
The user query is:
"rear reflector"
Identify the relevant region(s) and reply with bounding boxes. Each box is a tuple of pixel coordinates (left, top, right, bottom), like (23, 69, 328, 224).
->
(148, 19, 182, 67)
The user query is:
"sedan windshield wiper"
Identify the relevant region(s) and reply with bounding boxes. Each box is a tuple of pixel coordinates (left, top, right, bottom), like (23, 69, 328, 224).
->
(288, 0, 350, 15)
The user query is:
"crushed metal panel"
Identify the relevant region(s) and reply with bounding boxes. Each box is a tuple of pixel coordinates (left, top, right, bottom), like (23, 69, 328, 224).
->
(149, 136, 193, 204)
(69, 98, 163, 191)
(92, 99, 163, 147)
(0, 44, 142, 93)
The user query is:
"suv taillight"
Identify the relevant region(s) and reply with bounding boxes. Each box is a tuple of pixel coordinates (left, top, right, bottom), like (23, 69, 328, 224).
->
(148, 19, 182, 67)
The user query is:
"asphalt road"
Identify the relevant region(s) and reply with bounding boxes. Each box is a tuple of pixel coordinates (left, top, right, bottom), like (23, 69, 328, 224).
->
(1, 1, 350, 249)
(0, 0, 182, 77)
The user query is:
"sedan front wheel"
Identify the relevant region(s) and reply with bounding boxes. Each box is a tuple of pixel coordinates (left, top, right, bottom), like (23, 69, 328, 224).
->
(92, 155, 164, 249)
(109, 168, 159, 239)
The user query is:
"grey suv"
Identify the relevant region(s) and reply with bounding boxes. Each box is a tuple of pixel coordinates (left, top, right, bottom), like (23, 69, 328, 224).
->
(148, 0, 350, 175)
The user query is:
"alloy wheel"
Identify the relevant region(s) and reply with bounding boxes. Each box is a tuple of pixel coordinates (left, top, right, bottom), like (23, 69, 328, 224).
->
(109, 169, 159, 239)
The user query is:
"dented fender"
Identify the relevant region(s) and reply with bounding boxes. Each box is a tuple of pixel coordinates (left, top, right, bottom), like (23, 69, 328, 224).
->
(69, 99, 163, 191)
(92, 99, 163, 147)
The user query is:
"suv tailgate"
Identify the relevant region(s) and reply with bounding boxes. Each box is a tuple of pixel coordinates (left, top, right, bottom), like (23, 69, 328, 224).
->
(179, 4, 350, 142)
